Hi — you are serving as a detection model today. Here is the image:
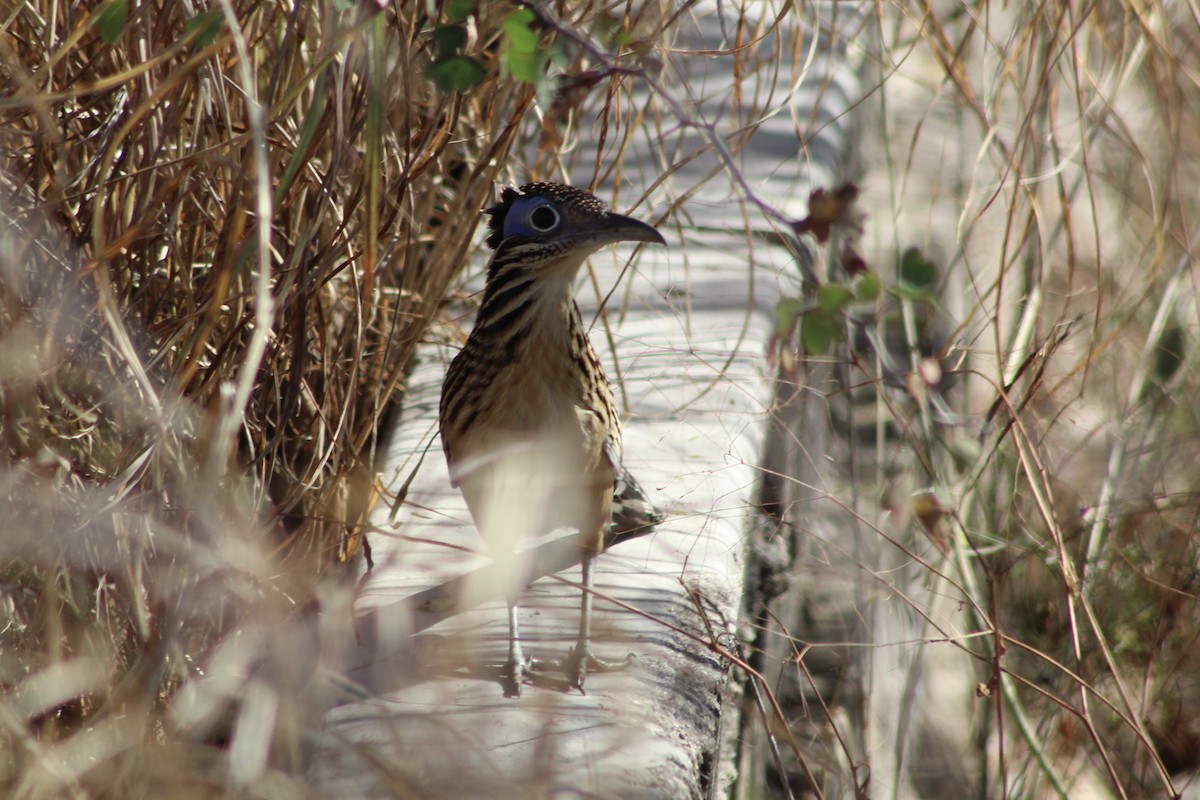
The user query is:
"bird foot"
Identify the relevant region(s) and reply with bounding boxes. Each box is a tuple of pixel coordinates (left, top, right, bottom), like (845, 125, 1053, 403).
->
(562, 646, 635, 694)
(501, 654, 532, 698)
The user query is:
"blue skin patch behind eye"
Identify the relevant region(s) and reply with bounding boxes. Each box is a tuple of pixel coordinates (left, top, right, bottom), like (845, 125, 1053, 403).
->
(503, 196, 561, 239)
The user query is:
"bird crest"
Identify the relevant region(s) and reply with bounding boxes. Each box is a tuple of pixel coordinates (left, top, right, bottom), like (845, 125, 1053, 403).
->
(485, 182, 609, 249)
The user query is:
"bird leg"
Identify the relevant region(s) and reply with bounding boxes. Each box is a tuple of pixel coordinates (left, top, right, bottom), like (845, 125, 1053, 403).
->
(564, 551, 633, 693)
(502, 599, 529, 698)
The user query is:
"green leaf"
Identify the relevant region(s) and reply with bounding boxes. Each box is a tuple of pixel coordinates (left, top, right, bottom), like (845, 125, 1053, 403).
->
(501, 8, 543, 83)
(854, 271, 880, 302)
(445, 0, 474, 24)
(898, 246, 938, 290)
(546, 37, 570, 69)
(1153, 322, 1186, 385)
(775, 298, 804, 337)
(502, 9, 539, 52)
(503, 47, 542, 83)
(275, 74, 330, 207)
(187, 10, 225, 48)
(432, 24, 467, 58)
(889, 282, 935, 303)
(96, 0, 128, 44)
(427, 55, 485, 91)
(816, 284, 853, 314)
(800, 310, 842, 356)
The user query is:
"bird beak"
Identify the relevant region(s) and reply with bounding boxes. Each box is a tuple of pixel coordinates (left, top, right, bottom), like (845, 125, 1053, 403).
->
(595, 213, 667, 247)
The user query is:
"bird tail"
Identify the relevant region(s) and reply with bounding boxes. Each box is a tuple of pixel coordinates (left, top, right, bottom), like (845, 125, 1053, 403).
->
(607, 467, 664, 547)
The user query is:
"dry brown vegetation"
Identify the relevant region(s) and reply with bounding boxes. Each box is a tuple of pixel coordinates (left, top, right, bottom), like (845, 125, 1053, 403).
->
(1, 0, 1198, 797)
(832, 2, 1200, 796)
(1, 0, 543, 793)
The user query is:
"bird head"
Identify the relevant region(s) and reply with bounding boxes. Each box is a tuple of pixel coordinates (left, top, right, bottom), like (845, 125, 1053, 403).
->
(485, 183, 665, 258)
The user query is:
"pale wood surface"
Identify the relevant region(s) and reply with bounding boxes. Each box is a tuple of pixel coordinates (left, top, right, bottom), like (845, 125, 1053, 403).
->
(316, 234, 777, 798)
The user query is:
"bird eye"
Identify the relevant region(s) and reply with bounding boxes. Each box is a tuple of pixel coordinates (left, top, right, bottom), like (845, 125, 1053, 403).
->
(529, 204, 559, 232)
(500, 196, 564, 239)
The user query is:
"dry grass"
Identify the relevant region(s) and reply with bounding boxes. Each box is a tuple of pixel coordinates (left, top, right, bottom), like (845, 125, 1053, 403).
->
(1, 0, 1198, 797)
(0, 0, 539, 793)
(815, 2, 1200, 796)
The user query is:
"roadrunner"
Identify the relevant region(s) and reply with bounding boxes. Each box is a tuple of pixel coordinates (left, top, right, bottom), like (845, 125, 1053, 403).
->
(439, 182, 665, 697)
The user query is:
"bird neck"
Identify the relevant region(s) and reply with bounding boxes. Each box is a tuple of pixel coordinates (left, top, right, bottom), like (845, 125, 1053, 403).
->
(472, 251, 591, 360)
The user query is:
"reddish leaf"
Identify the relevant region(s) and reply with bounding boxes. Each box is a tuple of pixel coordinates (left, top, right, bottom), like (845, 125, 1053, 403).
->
(840, 240, 868, 276)
(792, 183, 861, 243)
